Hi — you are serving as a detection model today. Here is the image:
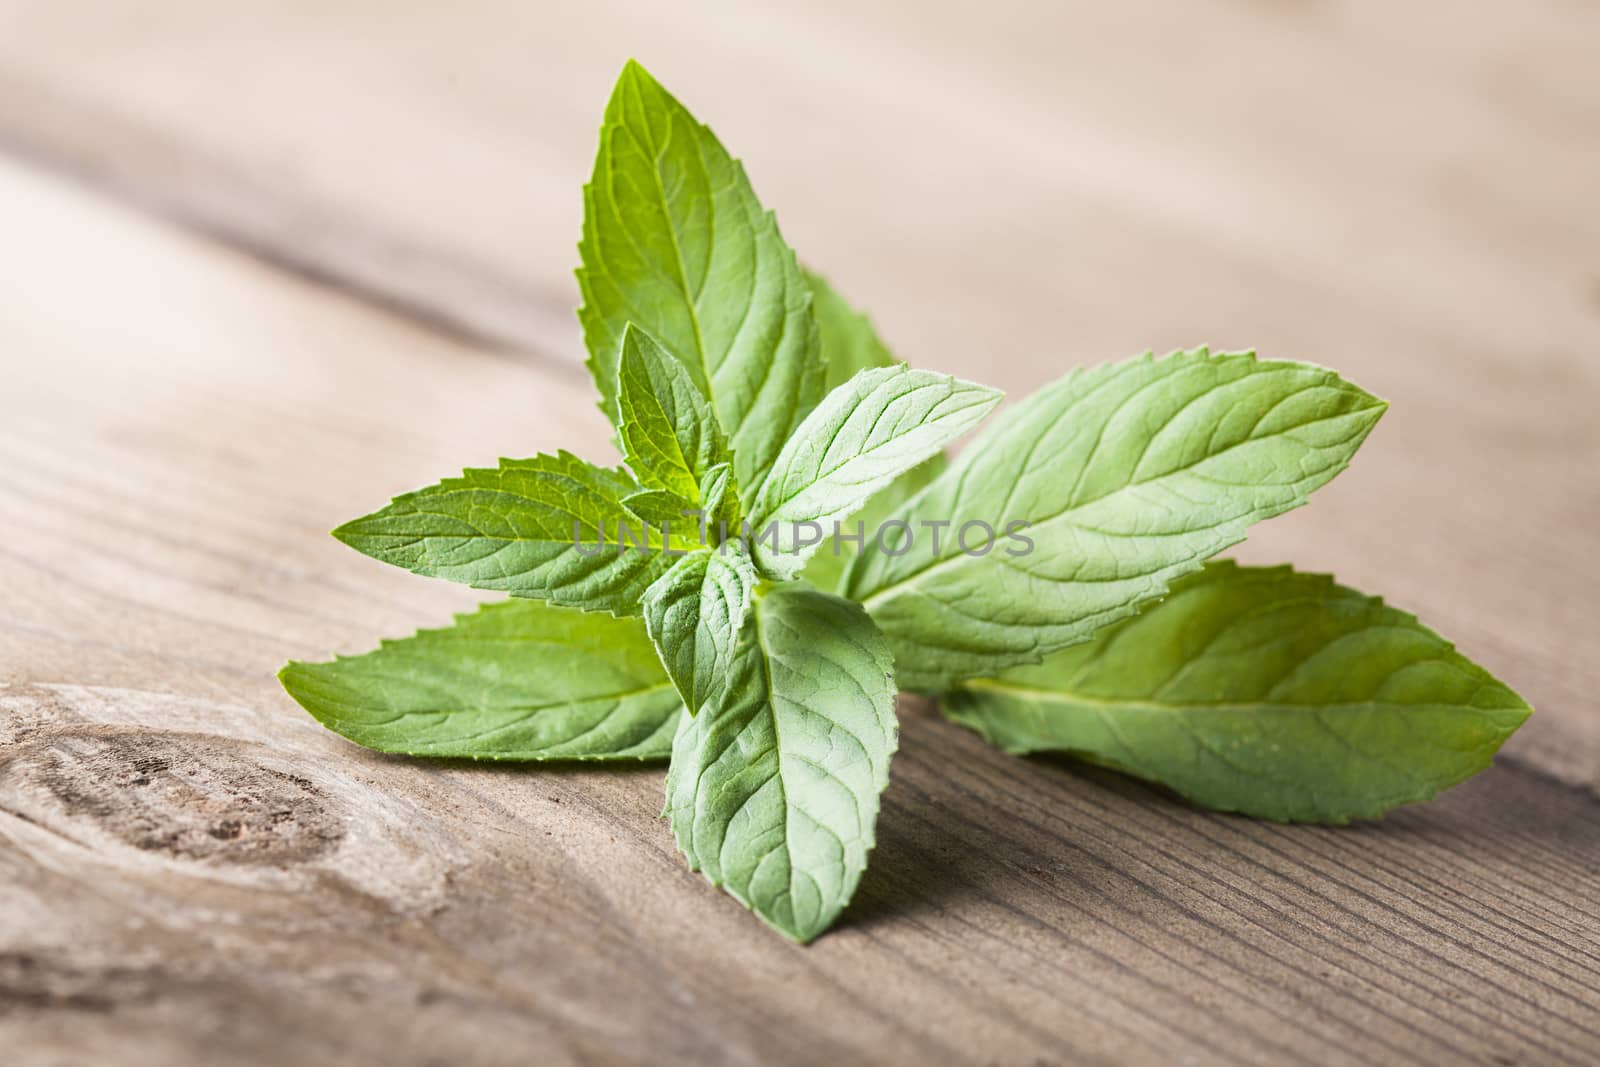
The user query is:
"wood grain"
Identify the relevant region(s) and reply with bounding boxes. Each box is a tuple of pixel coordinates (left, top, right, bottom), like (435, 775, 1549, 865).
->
(0, 0, 1594, 792)
(0, 3, 1597, 1063)
(1, 153, 1596, 1066)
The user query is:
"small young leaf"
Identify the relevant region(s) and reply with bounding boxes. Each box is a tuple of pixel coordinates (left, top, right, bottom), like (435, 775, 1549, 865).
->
(627, 461, 742, 538)
(279, 600, 681, 760)
(642, 548, 756, 712)
(333, 451, 690, 615)
(749, 366, 1001, 580)
(697, 461, 741, 541)
(845, 349, 1388, 690)
(622, 488, 699, 527)
(617, 324, 732, 501)
(578, 61, 824, 493)
(943, 561, 1531, 823)
(666, 584, 897, 942)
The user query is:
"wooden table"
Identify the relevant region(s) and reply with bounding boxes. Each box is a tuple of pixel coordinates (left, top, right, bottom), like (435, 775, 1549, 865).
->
(2, 4, 1596, 1063)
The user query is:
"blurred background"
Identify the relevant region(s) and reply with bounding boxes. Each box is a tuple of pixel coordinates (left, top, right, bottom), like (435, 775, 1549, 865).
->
(1, 2, 1595, 778)
(4, 3, 1595, 374)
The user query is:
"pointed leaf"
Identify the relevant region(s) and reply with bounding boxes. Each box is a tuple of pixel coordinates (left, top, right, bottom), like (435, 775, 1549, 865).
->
(944, 561, 1531, 822)
(617, 324, 731, 500)
(623, 488, 700, 527)
(279, 600, 681, 760)
(333, 451, 691, 615)
(749, 366, 1001, 579)
(845, 349, 1388, 690)
(698, 461, 742, 542)
(578, 61, 824, 492)
(665, 584, 897, 942)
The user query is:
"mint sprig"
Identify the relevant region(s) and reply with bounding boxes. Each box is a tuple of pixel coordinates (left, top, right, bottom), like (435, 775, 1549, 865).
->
(280, 60, 1531, 943)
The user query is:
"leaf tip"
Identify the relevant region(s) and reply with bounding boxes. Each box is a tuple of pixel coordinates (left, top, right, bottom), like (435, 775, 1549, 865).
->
(614, 57, 667, 101)
(275, 659, 328, 722)
(972, 380, 1006, 408)
(329, 518, 365, 549)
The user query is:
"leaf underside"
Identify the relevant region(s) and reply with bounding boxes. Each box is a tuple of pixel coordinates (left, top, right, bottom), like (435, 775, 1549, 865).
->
(666, 584, 898, 942)
(944, 561, 1531, 822)
(846, 348, 1388, 691)
(332, 451, 689, 616)
(750, 365, 1001, 579)
(280, 599, 682, 760)
(643, 548, 757, 713)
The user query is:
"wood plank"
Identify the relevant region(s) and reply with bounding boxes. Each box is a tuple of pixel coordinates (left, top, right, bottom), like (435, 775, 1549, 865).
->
(0, 0, 1594, 793)
(1, 157, 1597, 1065)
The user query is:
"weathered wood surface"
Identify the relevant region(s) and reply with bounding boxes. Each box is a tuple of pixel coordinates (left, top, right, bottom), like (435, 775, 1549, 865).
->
(0, 3, 1597, 1063)
(1, 0, 1596, 790)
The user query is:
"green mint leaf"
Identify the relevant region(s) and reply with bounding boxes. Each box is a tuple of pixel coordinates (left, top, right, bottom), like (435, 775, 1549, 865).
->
(617, 323, 732, 501)
(278, 600, 681, 760)
(944, 561, 1531, 823)
(801, 454, 947, 592)
(578, 60, 824, 493)
(622, 488, 698, 526)
(333, 451, 692, 615)
(796, 269, 948, 591)
(806, 269, 896, 391)
(665, 584, 897, 942)
(845, 349, 1387, 690)
(642, 548, 756, 712)
(748, 366, 1001, 580)
(625, 460, 742, 538)
(697, 461, 742, 540)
